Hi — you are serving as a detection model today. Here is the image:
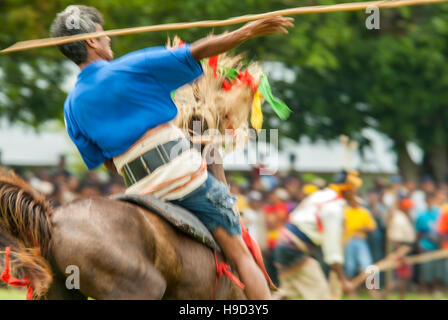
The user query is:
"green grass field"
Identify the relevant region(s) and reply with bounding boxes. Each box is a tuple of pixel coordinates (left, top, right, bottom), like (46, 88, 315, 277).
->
(1, 287, 447, 300)
(0, 288, 27, 300)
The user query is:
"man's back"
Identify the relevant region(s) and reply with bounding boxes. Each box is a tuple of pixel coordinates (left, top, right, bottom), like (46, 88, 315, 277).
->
(64, 45, 203, 169)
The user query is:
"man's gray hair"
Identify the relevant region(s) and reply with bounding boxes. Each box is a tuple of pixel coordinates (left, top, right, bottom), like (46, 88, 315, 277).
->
(50, 5, 104, 65)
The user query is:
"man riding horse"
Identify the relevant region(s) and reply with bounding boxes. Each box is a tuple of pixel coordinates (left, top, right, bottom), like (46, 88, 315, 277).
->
(51, 5, 293, 300)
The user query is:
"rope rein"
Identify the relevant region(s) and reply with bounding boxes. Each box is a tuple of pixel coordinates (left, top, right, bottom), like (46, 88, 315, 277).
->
(1, 247, 34, 300)
(212, 250, 245, 300)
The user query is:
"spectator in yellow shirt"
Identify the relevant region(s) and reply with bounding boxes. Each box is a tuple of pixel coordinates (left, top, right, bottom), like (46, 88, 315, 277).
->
(344, 201, 377, 279)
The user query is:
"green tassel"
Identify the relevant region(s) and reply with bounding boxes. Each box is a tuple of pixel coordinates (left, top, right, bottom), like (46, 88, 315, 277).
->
(201, 58, 238, 80)
(222, 67, 239, 80)
(258, 74, 291, 120)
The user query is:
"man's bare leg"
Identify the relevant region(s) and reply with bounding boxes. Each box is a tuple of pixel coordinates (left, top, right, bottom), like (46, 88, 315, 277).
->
(206, 147, 271, 299)
(213, 227, 271, 300)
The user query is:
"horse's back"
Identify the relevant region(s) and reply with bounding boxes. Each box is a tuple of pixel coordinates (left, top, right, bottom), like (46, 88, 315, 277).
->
(50, 197, 170, 299)
(50, 197, 245, 299)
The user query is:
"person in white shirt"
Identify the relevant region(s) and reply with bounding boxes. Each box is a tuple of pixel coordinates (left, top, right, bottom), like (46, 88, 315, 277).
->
(273, 170, 362, 300)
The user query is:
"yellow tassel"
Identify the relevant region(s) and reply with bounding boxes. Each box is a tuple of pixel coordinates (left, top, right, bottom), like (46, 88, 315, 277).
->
(251, 91, 263, 133)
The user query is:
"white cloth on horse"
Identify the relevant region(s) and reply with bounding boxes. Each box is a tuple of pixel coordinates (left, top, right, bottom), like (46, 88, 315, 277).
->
(113, 122, 208, 200)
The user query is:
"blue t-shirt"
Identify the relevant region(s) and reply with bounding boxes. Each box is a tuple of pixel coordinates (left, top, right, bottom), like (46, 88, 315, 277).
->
(64, 45, 203, 169)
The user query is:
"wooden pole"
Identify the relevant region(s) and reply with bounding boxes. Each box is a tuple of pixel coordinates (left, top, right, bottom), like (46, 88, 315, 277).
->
(2, 0, 447, 54)
(352, 245, 411, 288)
(384, 248, 448, 268)
(352, 247, 448, 289)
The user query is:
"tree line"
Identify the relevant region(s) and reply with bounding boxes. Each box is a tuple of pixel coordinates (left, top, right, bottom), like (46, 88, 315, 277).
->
(2, 0, 448, 182)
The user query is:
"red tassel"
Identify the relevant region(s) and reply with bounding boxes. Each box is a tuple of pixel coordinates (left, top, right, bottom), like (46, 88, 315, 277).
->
(26, 284, 34, 300)
(212, 250, 245, 300)
(208, 56, 219, 78)
(240, 221, 277, 289)
(221, 70, 258, 93)
(1, 247, 33, 300)
(237, 70, 258, 93)
(222, 79, 233, 91)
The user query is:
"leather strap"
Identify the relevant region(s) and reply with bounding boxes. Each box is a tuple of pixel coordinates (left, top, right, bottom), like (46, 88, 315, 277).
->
(122, 138, 191, 187)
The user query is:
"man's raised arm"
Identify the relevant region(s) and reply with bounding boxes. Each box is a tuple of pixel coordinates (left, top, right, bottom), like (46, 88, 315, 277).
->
(189, 16, 294, 61)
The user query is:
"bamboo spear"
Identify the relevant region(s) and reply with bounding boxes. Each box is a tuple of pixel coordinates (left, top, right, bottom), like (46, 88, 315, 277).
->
(352, 247, 448, 289)
(351, 245, 411, 288)
(2, 0, 447, 54)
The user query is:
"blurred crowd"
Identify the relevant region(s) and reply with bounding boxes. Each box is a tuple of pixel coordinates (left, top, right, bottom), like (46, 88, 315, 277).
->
(230, 170, 448, 299)
(11, 166, 126, 207)
(7, 162, 448, 299)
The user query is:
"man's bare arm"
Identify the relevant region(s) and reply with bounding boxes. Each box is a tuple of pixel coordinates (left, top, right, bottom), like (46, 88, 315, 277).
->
(190, 16, 294, 61)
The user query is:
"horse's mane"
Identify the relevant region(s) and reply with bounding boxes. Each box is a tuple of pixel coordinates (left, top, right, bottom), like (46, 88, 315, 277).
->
(0, 170, 53, 258)
(0, 170, 54, 297)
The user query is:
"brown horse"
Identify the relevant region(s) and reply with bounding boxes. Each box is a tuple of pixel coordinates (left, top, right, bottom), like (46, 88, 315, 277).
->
(0, 172, 247, 300)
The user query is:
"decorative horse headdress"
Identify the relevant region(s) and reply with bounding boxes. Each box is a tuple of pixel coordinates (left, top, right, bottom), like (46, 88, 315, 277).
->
(168, 36, 291, 151)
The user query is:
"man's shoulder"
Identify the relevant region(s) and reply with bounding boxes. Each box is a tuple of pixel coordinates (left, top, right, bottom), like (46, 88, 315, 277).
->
(64, 68, 109, 112)
(111, 46, 167, 66)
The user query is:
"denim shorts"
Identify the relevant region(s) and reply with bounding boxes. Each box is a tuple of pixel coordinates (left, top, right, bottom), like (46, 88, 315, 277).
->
(170, 174, 242, 236)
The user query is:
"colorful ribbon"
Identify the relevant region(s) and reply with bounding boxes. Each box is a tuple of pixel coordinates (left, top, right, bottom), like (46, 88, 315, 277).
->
(171, 45, 292, 133)
(208, 56, 219, 78)
(258, 75, 291, 121)
(251, 91, 263, 133)
(212, 250, 245, 300)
